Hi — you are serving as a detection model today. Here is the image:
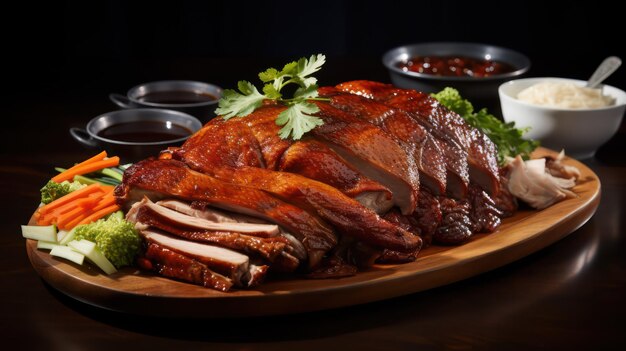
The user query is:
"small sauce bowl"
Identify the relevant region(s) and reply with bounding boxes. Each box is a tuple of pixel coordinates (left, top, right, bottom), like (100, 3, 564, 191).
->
(110, 80, 222, 122)
(70, 108, 202, 162)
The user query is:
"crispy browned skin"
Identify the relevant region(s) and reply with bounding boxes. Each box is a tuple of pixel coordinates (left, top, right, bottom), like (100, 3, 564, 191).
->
(139, 243, 234, 292)
(279, 139, 392, 209)
(209, 165, 422, 253)
(135, 205, 292, 265)
(176, 106, 393, 213)
(336, 80, 500, 197)
(311, 101, 419, 214)
(115, 158, 336, 268)
(319, 87, 446, 196)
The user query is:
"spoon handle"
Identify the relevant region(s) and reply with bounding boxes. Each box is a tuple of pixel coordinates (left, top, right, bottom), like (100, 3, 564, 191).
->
(587, 56, 622, 88)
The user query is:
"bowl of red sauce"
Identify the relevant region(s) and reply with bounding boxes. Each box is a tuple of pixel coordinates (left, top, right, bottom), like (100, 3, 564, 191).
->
(383, 42, 530, 107)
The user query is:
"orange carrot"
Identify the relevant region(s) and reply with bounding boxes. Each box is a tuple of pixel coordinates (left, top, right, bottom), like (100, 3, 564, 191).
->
(37, 184, 103, 215)
(56, 207, 85, 229)
(51, 151, 107, 183)
(92, 192, 116, 212)
(50, 194, 102, 215)
(64, 214, 87, 230)
(52, 156, 120, 183)
(77, 204, 120, 226)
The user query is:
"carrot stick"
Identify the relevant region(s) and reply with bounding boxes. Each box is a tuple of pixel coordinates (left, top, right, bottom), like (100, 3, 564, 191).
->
(37, 184, 102, 215)
(77, 204, 120, 226)
(56, 207, 85, 229)
(92, 192, 116, 212)
(52, 156, 120, 183)
(70, 151, 108, 169)
(64, 214, 87, 230)
(46, 193, 103, 217)
(51, 151, 107, 183)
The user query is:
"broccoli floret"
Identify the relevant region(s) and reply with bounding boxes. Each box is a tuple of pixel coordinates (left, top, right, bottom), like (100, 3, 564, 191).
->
(40, 180, 86, 204)
(73, 213, 141, 268)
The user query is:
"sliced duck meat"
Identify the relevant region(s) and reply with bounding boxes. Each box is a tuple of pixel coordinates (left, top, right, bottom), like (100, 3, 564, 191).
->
(336, 80, 500, 197)
(320, 87, 447, 196)
(139, 197, 279, 235)
(311, 101, 419, 214)
(115, 159, 337, 268)
(335, 80, 469, 199)
(209, 165, 422, 253)
(129, 201, 293, 267)
(138, 242, 234, 292)
(279, 139, 393, 214)
(140, 229, 255, 287)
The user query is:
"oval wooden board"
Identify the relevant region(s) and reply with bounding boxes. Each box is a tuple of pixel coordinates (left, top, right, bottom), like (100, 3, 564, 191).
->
(26, 148, 600, 318)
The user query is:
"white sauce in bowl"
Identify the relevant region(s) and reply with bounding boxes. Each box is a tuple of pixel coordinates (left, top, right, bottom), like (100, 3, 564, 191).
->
(517, 82, 616, 109)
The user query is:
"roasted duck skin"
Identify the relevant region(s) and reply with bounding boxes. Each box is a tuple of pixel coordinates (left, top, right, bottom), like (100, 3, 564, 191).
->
(115, 158, 337, 268)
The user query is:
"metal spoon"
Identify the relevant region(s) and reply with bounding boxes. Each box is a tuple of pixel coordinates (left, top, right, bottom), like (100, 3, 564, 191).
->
(586, 56, 622, 89)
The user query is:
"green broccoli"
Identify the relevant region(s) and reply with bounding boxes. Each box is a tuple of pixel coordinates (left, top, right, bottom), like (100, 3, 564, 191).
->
(73, 213, 141, 268)
(432, 87, 540, 164)
(40, 180, 86, 204)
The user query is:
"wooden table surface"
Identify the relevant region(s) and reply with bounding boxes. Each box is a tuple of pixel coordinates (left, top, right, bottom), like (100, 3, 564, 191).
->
(2, 58, 626, 350)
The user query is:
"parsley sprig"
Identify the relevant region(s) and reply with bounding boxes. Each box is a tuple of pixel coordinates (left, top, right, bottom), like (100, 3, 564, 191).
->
(215, 54, 328, 140)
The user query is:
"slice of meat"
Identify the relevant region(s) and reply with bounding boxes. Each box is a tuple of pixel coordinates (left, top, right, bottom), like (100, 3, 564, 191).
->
(278, 139, 393, 213)
(139, 242, 234, 292)
(335, 80, 469, 199)
(177, 108, 395, 214)
(115, 159, 337, 268)
(140, 197, 280, 235)
(211, 165, 422, 253)
(336, 80, 500, 197)
(157, 199, 308, 260)
(320, 87, 447, 196)
(131, 201, 294, 268)
(141, 229, 253, 287)
(311, 101, 419, 214)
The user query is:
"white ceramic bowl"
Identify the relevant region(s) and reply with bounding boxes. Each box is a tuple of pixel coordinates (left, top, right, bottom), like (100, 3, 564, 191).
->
(499, 77, 626, 159)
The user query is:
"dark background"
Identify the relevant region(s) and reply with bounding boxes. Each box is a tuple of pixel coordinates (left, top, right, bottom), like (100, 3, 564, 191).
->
(4, 0, 625, 153)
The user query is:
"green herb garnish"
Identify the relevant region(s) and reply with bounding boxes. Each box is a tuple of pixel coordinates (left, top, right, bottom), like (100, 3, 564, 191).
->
(432, 87, 539, 164)
(215, 54, 328, 140)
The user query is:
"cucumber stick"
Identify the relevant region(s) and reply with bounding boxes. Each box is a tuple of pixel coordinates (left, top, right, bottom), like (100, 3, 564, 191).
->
(50, 245, 85, 265)
(22, 225, 57, 242)
(68, 239, 117, 274)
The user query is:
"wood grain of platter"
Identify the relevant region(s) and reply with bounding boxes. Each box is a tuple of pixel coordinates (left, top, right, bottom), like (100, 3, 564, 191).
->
(25, 148, 601, 317)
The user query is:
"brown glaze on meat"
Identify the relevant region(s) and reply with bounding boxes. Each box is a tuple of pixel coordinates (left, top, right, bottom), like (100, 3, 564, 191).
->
(319, 87, 447, 196)
(134, 204, 292, 265)
(208, 166, 421, 253)
(311, 101, 419, 214)
(336, 80, 500, 198)
(434, 197, 473, 245)
(140, 242, 234, 292)
(115, 158, 336, 268)
(279, 140, 394, 213)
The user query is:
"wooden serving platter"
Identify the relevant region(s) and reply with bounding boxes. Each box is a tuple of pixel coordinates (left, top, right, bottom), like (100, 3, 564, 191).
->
(25, 148, 601, 317)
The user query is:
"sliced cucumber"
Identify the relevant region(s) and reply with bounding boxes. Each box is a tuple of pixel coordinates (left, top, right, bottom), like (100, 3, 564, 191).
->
(50, 245, 85, 265)
(36, 241, 59, 250)
(59, 227, 78, 246)
(68, 239, 117, 274)
(22, 225, 57, 242)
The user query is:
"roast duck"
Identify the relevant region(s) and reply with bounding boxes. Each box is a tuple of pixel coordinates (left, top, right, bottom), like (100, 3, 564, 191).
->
(115, 80, 517, 291)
